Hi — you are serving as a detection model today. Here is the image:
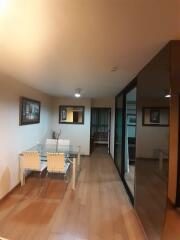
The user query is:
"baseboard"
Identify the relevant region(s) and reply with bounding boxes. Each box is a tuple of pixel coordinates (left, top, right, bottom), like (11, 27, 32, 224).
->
(0, 182, 20, 203)
(0, 172, 32, 203)
(81, 154, 90, 157)
(110, 153, 114, 161)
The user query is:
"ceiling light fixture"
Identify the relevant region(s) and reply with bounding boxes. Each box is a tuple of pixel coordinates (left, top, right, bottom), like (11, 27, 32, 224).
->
(111, 66, 118, 72)
(0, 0, 9, 11)
(74, 88, 81, 98)
(165, 94, 171, 98)
(164, 89, 171, 98)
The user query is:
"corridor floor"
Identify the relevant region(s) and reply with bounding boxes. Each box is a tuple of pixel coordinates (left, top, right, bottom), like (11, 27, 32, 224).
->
(0, 147, 146, 240)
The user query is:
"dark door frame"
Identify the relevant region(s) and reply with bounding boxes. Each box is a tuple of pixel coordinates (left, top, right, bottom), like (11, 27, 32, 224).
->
(90, 107, 111, 154)
(176, 95, 180, 206)
(114, 78, 137, 204)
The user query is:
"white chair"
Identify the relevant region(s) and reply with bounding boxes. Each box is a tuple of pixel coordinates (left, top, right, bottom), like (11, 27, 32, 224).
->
(46, 139, 57, 146)
(58, 139, 70, 156)
(58, 139, 70, 147)
(46, 153, 70, 181)
(20, 151, 47, 186)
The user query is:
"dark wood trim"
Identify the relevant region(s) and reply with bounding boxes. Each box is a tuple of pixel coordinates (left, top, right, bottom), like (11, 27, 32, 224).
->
(90, 107, 93, 154)
(59, 105, 85, 124)
(176, 95, 180, 207)
(19, 97, 41, 125)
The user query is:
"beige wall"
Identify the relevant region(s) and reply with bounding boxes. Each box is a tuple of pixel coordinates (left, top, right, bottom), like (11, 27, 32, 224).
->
(51, 97, 91, 155)
(0, 74, 52, 199)
(92, 98, 115, 159)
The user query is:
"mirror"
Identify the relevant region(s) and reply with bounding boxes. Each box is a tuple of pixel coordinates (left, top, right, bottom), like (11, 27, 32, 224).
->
(59, 106, 84, 124)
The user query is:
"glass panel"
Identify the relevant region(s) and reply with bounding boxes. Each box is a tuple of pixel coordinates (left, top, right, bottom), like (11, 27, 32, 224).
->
(135, 47, 170, 239)
(124, 87, 137, 196)
(114, 95, 123, 174)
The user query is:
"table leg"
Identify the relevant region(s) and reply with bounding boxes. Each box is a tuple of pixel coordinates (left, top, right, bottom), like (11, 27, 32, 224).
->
(72, 158, 76, 190)
(78, 146, 81, 173)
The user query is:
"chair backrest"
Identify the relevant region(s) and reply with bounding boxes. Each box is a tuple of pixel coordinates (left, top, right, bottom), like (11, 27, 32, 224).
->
(58, 139, 70, 146)
(47, 153, 65, 173)
(21, 151, 40, 170)
(58, 139, 70, 152)
(46, 139, 57, 146)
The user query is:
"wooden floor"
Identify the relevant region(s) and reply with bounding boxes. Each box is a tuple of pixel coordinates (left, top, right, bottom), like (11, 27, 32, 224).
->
(125, 165, 135, 196)
(0, 146, 146, 240)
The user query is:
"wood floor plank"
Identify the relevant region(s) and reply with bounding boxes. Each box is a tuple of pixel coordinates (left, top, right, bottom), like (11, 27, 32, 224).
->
(0, 146, 146, 240)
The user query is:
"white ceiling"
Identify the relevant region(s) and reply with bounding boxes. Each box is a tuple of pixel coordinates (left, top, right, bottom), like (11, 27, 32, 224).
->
(0, 0, 179, 98)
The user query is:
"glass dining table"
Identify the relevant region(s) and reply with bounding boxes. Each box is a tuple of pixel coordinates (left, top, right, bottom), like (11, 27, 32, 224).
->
(29, 144, 80, 158)
(20, 144, 81, 190)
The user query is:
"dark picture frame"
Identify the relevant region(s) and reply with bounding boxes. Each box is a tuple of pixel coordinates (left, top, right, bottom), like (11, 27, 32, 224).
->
(59, 105, 85, 124)
(19, 97, 41, 125)
(142, 107, 169, 127)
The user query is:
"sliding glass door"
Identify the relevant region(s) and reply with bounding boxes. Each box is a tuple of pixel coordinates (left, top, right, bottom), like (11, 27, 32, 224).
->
(114, 95, 123, 175)
(124, 87, 137, 197)
(114, 81, 137, 202)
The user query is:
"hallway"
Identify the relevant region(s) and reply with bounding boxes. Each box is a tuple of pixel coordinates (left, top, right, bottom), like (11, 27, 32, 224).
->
(0, 147, 146, 240)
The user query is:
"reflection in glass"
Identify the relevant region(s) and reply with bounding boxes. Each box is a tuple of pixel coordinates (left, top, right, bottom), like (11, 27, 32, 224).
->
(135, 48, 170, 239)
(124, 87, 137, 196)
(114, 95, 123, 174)
(59, 106, 84, 124)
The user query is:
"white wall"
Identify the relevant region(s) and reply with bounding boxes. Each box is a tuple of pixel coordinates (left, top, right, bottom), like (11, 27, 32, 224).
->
(0, 74, 52, 199)
(0, 78, 115, 199)
(91, 98, 115, 159)
(51, 97, 91, 155)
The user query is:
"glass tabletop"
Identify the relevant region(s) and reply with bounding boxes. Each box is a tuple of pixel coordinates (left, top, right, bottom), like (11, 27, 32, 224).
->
(28, 144, 79, 157)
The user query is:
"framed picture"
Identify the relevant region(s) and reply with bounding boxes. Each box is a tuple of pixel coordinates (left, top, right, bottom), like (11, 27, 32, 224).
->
(142, 107, 169, 127)
(127, 114, 136, 126)
(59, 105, 85, 124)
(20, 97, 41, 125)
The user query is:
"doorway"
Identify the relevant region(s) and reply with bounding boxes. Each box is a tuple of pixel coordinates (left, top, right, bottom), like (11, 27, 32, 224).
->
(90, 108, 111, 154)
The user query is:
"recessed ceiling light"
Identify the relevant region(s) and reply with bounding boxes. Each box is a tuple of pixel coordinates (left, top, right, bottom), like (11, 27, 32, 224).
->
(75, 93, 81, 98)
(111, 66, 118, 72)
(165, 94, 171, 98)
(0, 0, 9, 11)
(164, 89, 171, 98)
(74, 88, 81, 98)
